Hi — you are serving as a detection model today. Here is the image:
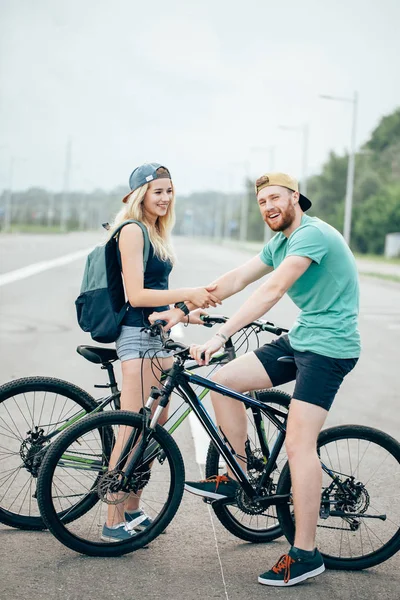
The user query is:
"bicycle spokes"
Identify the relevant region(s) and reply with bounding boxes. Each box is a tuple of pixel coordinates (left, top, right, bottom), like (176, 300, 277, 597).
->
(41, 414, 179, 547)
(317, 435, 399, 561)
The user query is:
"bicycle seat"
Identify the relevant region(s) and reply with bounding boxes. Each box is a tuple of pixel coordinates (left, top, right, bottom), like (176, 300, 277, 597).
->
(76, 345, 118, 365)
(277, 355, 295, 363)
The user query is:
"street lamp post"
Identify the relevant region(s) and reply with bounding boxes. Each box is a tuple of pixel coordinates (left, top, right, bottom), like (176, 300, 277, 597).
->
(320, 91, 358, 245)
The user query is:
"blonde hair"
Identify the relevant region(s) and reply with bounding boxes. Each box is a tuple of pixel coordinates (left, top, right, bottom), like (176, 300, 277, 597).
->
(108, 178, 176, 263)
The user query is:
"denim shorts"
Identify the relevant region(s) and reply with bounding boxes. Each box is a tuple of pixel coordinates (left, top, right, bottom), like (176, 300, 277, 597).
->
(115, 326, 173, 362)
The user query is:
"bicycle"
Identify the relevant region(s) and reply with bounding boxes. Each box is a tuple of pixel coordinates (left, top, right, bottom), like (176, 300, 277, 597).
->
(36, 321, 400, 569)
(0, 316, 289, 536)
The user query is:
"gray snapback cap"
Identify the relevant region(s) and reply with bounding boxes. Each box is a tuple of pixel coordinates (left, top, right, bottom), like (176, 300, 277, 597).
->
(128, 162, 171, 192)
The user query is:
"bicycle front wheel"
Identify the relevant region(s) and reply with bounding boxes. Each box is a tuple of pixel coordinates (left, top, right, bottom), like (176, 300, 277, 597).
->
(37, 411, 185, 557)
(276, 425, 400, 570)
(205, 388, 290, 543)
(0, 376, 98, 530)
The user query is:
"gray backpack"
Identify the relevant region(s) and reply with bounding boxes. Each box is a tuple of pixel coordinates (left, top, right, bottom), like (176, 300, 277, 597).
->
(75, 220, 150, 343)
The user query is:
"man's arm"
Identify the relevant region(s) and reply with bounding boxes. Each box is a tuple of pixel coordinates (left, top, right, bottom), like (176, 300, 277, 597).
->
(218, 255, 311, 337)
(185, 255, 273, 311)
(149, 255, 273, 329)
(190, 255, 312, 364)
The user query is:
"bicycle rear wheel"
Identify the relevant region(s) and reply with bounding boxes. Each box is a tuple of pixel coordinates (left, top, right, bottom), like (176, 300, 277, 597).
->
(0, 377, 98, 530)
(205, 389, 290, 543)
(276, 425, 400, 570)
(37, 411, 185, 556)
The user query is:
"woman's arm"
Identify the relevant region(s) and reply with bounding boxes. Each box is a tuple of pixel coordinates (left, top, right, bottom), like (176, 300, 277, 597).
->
(119, 224, 220, 308)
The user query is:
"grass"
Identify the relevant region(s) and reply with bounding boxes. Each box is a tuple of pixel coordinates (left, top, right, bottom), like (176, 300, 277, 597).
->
(359, 272, 400, 284)
(354, 253, 400, 265)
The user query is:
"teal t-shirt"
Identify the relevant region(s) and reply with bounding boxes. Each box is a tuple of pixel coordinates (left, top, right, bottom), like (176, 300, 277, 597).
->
(259, 214, 360, 359)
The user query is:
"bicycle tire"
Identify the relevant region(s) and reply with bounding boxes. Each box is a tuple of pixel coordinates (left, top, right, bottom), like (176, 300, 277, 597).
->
(0, 376, 98, 530)
(276, 424, 400, 570)
(205, 389, 291, 543)
(37, 410, 185, 557)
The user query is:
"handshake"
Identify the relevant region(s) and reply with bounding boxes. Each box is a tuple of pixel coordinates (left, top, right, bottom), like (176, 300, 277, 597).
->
(149, 284, 221, 331)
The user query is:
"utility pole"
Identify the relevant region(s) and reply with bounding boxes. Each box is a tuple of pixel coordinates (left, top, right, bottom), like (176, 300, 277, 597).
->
(320, 92, 358, 245)
(60, 139, 72, 232)
(344, 92, 358, 245)
(250, 146, 276, 244)
(4, 159, 14, 232)
(239, 161, 250, 242)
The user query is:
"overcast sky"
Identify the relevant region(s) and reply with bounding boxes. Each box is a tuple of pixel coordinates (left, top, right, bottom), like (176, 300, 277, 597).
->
(1, 0, 399, 196)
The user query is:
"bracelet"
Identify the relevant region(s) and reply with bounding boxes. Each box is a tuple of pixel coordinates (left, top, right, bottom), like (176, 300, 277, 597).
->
(215, 331, 228, 342)
(174, 301, 189, 316)
(184, 314, 189, 328)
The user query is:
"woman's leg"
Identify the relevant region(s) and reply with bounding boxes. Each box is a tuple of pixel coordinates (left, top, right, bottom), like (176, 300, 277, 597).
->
(107, 357, 168, 525)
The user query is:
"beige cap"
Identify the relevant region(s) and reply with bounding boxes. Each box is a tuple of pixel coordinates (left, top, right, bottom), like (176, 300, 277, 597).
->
(255, 172, 312, 211)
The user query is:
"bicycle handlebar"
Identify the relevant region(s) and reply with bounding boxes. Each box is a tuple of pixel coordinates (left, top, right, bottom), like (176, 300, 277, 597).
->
(200, 314, 288, 336)
(144, 316, 288, 355)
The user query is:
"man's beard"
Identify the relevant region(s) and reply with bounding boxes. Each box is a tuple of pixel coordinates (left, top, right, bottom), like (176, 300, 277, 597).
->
(265, 203, 296, 232)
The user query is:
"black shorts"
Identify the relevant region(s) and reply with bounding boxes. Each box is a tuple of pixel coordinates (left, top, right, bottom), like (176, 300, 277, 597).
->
(254, 335, 358, 411)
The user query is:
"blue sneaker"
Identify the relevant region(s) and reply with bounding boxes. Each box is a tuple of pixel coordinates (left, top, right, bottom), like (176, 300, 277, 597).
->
(184, 474, 239, 500)
(125, 509, 167, 534)
(101, 522, 137, 542)
(124, 509, 152, 531)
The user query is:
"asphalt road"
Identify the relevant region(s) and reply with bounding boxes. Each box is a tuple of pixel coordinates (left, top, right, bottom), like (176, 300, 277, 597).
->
(0, 232, 399, 600)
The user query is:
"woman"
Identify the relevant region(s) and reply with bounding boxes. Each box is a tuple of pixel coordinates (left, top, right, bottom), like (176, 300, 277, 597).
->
(102, 162, 220, 541)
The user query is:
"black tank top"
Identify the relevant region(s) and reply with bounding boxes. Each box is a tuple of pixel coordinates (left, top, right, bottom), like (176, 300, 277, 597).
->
(122, 244, 173, 328)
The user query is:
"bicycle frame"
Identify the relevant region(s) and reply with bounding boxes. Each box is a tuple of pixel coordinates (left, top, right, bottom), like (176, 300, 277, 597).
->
(170, 370, 288, 500)
(37, 352, 231, 447)
(114, 362, 290, 501)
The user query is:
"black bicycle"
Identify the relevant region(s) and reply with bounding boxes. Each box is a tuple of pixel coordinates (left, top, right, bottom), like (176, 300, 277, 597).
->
(36, 322, 400, 570)
(0, 316, 289, 536)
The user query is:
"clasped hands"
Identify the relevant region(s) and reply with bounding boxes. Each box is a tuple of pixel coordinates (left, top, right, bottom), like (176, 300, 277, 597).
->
(148, 283, 224, 365)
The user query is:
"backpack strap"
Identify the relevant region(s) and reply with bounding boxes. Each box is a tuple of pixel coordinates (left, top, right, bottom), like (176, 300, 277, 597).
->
(113, 219, 151, 272)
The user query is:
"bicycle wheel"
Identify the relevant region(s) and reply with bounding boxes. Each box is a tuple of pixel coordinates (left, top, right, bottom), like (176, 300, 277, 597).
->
(276, 425, 400, 570)
(205, 389, 290, 543)
(37, 410, 185, 556)
(0, 376, 98, 530)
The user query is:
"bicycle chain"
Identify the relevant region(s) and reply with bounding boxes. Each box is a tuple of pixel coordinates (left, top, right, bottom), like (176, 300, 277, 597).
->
(317, 523, 354, 531)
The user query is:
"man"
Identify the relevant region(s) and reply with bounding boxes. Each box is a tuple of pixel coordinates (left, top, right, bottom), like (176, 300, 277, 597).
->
(150, 172, 360, 587)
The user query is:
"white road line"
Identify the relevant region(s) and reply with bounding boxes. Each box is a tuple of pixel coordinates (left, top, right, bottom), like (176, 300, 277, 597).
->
(0, 247, 93, 287)
(172, 324, 217, 465)
(198, 466, 230, 600)
(189, 412, 213, 465)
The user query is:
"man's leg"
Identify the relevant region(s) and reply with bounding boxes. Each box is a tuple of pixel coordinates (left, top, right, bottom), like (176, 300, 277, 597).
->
(285, 399, 328, 550)
(211, 352, 274, 476)
(184, 352, 276, 499)
(185, 337, 296, 499)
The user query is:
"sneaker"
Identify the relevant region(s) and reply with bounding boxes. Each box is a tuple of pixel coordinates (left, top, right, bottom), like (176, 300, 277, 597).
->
(124, 509, 152, 531)
(125, 509, 167, 534)
(101, 522, 137, 542)
(258, 547, 325, 587)
(184, 474, 239, 500)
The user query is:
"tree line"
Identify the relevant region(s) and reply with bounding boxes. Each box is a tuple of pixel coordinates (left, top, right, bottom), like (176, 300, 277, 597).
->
(1, 107, 399, 254)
